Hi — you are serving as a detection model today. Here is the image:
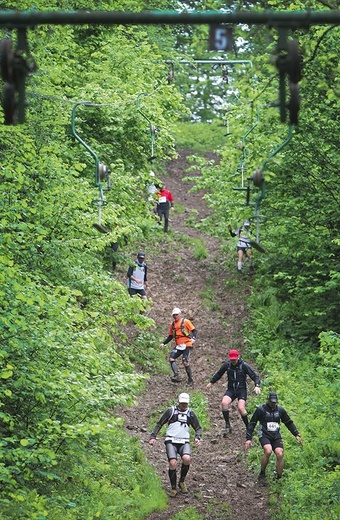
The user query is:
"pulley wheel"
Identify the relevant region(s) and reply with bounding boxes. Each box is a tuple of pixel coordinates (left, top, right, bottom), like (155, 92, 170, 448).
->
(98, 162, 108, 181)
(0, 39, 14, 83)
(253, 169, 264, 187)
(287, 40, 302, 84)
(2, 83, 16, 125)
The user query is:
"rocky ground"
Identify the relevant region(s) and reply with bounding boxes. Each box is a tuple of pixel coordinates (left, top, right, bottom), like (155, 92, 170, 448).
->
(116, 150, 272, 520)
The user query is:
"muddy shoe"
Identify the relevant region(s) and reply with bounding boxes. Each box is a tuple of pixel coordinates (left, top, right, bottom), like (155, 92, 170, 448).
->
(223, 426, 231, 437)
(169, 489, 178, 498)
(171, 375, 182, 383)
(257, 473, 268, 486)
(178, 481, 188, 494)
(187, 379, 194, 386)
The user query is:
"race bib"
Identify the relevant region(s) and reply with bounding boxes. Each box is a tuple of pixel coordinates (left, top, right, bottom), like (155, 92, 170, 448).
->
(158, 196, 167, 203)
(165, 437, 187, 444)
(267, 422, 279, 432)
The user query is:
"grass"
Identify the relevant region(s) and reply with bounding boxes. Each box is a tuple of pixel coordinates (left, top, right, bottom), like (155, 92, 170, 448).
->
(185, 208, 199, 227)
(171, 507, 204, 520)
(192, 238, 208, 260)
(170, 121, 227, 151)
(200, 285, 220, 311)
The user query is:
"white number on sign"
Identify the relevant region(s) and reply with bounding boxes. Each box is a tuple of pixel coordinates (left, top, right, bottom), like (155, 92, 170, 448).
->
(215, 28, 228, 50)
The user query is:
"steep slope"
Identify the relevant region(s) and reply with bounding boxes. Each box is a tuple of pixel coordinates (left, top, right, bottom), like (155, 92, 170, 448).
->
(117, 149, 272, 520)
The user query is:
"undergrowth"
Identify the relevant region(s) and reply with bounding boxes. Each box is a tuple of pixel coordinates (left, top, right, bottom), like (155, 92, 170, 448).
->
(244, 286, 340, 520)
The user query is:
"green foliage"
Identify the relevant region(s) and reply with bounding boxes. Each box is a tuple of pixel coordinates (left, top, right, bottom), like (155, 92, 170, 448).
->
(0, 1, 187, 516)
(192, 238, 208, 261)
(200, 285, 220, 312)
(245, 304, 340, 519)
(0, 2, 339, 519)
(176, 22, 340, 344)
(171, 507, 204, 520)
(171, 121, 227, 151)
(204, 499, 232, 519)
(0, 428, 167, 519)
(185, 208, 199, 227)
(125, 331, 170, 374)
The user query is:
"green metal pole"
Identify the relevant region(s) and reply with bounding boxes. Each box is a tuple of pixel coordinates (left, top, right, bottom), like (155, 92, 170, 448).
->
(0, 10, 338, 27)
(71, 102, 101, 188)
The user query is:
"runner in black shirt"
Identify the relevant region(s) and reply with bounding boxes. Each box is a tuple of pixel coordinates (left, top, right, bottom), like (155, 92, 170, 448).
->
(245, 391, 303, 482)
(206, 349, 261, 435)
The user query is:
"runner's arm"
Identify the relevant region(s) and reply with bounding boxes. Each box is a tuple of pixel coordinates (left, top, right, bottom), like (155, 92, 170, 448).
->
(149, 408, 172, 440)
(280, 407, 300, 437)
(210, 362, 229, 384)
(244, 362, 261, 387)
(162, 334, 173, 345)
(246, 407, 261, 440)
(190, 411, 202, 440)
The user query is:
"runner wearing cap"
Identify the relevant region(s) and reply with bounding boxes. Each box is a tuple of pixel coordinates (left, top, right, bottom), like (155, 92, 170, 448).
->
(160, 308, 197, 385)
(227, 220, 254, 273)
(126, 252, 148, 299)
(149, 393, 202, 497)
(245, 392, 303, 483)
(206, 349, 261, 436)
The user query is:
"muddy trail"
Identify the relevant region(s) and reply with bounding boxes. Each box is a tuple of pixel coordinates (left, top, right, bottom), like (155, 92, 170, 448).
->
(116, 150, 272, 520)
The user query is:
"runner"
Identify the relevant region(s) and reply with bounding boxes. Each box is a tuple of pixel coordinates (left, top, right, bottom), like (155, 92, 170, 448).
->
(149, 392, 202, 497)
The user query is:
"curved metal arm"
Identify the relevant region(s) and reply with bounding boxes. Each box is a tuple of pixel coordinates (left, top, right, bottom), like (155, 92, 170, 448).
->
(136, 93, 157, 160)
(261, 123, 293, 175)
(251, 124, 293, 242)
(239, 106, 260, 186)
(71, 101, 101, 187)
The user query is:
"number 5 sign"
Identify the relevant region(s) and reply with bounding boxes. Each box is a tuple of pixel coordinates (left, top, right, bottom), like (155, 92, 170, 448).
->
(209, 25, 234, 51)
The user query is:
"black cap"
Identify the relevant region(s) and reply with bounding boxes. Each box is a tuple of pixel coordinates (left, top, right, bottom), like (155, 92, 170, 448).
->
(137, 252, 145, 258)
(268, 392, 278, 403)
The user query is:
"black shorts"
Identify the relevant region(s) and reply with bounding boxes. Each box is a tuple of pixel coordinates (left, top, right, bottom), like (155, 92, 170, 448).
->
(128, 288, 146, 297)
(224, 388, 247, 402)
(165, 441, 191, 460)
(170, 347, 191, 364)
(237, 245, 251, 252)
(259, 435, 284, 450)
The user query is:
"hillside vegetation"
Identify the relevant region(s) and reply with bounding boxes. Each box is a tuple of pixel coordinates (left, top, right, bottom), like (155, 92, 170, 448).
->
(0, 1, 339, 519)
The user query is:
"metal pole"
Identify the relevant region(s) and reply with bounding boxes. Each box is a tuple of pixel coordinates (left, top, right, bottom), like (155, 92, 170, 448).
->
(0, 10, 338, 27)
(181, 60, 253, 68)
(71, 102, 100, 187)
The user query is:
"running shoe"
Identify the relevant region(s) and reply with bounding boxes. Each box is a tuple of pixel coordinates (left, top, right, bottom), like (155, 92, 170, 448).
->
(223, 426, 231, 437)
(179, 481, 188, 494)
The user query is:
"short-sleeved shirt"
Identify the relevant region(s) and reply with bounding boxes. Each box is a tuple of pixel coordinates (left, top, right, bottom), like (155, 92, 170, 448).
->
(169, 318, 195, 347)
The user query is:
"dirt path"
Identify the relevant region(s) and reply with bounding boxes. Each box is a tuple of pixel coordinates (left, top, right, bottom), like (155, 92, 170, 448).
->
(118, 150, 272, 520)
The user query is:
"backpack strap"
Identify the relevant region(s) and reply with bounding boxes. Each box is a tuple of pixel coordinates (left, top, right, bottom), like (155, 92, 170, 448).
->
(168, 405, 175, 424)
(172, 318, 190, 338)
